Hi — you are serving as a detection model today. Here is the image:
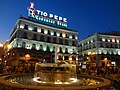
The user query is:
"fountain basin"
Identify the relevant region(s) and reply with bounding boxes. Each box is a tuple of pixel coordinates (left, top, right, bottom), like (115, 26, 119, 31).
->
(0, 74, 112, 90)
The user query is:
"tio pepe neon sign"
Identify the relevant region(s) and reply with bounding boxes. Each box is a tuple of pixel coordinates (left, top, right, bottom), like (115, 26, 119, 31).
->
(27, 2, 67, 27)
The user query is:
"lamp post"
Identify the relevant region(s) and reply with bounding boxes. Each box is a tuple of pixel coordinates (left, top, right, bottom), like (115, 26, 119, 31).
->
(25, 54, 30, 62)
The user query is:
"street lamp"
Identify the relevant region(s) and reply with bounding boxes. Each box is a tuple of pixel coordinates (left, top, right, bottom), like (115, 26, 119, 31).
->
(25, 54, 30, 62)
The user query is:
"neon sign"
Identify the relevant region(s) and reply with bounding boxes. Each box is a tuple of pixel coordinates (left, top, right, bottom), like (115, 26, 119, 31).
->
(27, 2, 67, 27)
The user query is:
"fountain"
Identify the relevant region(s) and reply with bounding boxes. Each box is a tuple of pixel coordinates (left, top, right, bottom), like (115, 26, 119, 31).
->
(0, 46, 112, 90)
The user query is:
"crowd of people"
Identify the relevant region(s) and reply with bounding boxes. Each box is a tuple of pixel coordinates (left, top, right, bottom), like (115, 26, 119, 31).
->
(77, 66, 120, 78)
(2, 64, 34, 75)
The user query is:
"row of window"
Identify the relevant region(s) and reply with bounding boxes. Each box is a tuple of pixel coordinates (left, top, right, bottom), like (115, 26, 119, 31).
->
(99, 38, 120, 43)
(79, 39, 95, 46)
(19, 24, 78, 40)
(99, 43, 120, 48)
(16, 31, 77, 46)
(16, 42, 78, 54)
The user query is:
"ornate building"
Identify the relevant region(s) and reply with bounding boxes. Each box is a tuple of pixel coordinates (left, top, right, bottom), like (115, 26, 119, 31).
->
(6, 17, 78, 66)
(78, 32, 120, 67)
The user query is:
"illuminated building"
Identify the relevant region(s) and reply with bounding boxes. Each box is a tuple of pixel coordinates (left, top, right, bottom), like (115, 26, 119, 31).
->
(78, 32, 120, 67)
(6, 16, 78, 66)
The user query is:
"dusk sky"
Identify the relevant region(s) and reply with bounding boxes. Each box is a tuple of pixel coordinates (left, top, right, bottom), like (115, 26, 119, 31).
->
(0, 0, 120, 43)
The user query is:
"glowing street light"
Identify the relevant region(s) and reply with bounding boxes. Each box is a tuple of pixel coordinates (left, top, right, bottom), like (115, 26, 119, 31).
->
(25, 54, 30, 61)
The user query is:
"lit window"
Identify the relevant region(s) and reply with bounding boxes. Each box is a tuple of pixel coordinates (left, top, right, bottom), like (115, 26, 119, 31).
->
(87, 41, 89, 44)
(44, 29, 48, 34)
(69, 35, 72, 39)
(91, 39, 93, 43)
(103, 50, 107, 54)
(102, 38, 105, 41)
(37, 27, 41, 32)
(50, 31, 54, 35)
(20, 24, 24, 29)
(28, 26, 33, 31)
(118, 51, 120, 55)
(112, 39, 115, 42)
(75, 36, 78, 40)
(43, 46, 47, 51)
(107, 39, 110, 42)
(57, 32, 60, 37)
(117, 39, 119, 43)
(98, 50, 102, 54)
(62, 33, 66, 38)
(113, 51, 117, 55)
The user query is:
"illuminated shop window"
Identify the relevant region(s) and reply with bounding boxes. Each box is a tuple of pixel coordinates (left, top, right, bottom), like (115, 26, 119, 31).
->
(20, 24, 24, 29)
(102, 38, 105, 41)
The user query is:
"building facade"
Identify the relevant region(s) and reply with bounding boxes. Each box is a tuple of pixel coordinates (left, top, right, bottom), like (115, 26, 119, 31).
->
(78, 32, 120, 67)
(5, 17, 78, 66)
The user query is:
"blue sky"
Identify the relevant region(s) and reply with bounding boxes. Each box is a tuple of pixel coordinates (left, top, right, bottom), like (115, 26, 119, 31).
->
(0, 0, 120, 43)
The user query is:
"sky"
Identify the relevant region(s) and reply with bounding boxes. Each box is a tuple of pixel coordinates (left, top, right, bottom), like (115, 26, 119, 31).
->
(0, 0, 120, 43)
